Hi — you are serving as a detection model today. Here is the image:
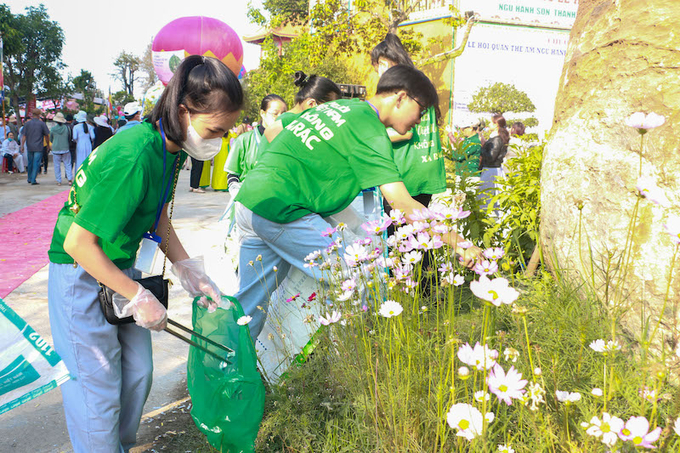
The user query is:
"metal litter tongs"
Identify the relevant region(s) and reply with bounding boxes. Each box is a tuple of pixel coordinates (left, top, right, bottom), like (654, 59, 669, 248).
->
(164, 319, 235, 365)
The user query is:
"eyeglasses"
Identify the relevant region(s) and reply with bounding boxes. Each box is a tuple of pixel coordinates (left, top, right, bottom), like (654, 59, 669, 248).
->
(407, 95, 427, 118)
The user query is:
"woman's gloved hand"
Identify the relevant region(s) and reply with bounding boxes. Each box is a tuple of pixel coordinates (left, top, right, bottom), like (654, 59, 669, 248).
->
(113, 283, 167, 331)
(171, 257, 221, 312)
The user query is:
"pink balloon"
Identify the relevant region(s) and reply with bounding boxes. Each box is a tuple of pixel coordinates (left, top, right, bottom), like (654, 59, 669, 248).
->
(152, 16, 244, 85)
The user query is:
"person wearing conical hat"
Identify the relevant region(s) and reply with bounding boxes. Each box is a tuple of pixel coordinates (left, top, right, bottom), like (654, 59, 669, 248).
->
(50, 112, 73, 185)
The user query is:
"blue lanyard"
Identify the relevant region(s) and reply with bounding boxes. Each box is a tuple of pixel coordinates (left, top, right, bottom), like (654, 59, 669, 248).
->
(365, 100, 380, 118)
(153, 118, 179, 233)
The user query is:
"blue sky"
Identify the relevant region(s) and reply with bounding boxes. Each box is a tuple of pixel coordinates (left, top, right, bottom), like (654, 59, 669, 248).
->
(6, 0, 264, 96)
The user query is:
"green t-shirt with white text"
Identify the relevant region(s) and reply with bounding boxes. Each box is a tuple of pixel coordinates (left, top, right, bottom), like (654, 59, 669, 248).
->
(236, 99, 402, 223)
(224, 128, 263, 179)
(48, 121, 186, 269)
(392, 106, 446, 196)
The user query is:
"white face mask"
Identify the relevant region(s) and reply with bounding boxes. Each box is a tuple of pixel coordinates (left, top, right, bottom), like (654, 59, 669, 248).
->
(182, 118, 222, 161)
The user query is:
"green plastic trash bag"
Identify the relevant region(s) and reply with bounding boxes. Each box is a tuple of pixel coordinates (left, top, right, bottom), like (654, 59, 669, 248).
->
(187, 295, 265, 453)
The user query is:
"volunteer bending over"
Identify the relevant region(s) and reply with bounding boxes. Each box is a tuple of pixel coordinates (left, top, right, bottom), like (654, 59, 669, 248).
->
(234, 65, 482, 339)
(47, 55, 242, 453)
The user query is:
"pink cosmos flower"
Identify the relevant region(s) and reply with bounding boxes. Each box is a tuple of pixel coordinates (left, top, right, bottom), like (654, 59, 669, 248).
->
(321, 227, 337, 237)
(625, 112, 665, 132)
(474, 260, 499, 277)
(457, 240, 474, 249)
(286, 293, 300, 303)
(413, 221, 430, 233)
(470, 275, 520, 306)
(487, 364, 527, 406)
(307, 292, 317, 302)
(341, 278, 357, 292)
(361, 217, 392, 235)
(431, 235, 444, 249)
(415, 232, 433, 250)
(483, 247, 505, 261)
(439, 261, 453, 274)
(431, 223, 449, 234)
(618, 416, 661, 449)
(409, 207, 434, 222)
(398, 240, 415, 253)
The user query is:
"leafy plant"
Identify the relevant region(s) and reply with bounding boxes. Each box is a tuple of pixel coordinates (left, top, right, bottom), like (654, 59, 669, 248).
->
(484, 140, 543, 272)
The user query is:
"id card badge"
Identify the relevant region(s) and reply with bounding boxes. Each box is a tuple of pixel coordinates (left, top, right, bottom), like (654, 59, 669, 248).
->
(135, 232, 162, 273)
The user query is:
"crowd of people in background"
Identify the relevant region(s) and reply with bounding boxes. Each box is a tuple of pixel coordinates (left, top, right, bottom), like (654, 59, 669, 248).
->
(0, 101, 144, 185)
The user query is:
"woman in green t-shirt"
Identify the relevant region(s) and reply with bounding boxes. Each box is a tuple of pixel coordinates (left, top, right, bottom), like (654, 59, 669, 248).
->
(233, 65, 482, 340)
(47, 56, 243, 453)
(225, 94, 287, 195)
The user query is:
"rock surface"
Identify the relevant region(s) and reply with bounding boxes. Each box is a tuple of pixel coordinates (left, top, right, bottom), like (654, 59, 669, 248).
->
(541, 0, 680, 352)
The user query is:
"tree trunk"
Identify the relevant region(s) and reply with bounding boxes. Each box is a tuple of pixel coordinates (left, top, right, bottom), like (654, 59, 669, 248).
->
(541, 0, 680, 354)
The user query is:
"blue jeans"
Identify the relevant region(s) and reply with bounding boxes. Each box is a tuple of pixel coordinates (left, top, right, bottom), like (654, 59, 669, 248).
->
(48, 263, 152, 453)
(27, 150, 42, 183)
(234, 204, 340, 339)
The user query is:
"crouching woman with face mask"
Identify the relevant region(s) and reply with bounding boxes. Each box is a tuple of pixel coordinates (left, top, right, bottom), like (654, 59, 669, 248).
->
(46, 55, 243, 453)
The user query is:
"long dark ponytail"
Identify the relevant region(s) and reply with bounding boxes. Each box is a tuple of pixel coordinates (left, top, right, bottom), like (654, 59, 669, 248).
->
(293, 71, 342, 105)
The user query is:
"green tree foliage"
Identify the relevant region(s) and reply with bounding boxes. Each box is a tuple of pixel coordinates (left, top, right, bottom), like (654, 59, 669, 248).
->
(263, 0, 309, 25)
(112, 51, 141, 96)
(468, 82, 536, 115)
(70, 69, 100, 113)
(242, 34, 361, 120)
(243, 0, 426, 117)
(2, 4, 66, 124)
(138, 42, 158, 92)
(111, 90, 135, 106)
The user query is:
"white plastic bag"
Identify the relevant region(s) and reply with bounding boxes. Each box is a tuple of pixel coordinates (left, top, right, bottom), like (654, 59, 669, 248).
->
(256, 189, 384, 382)
(0, 299, 70, 414)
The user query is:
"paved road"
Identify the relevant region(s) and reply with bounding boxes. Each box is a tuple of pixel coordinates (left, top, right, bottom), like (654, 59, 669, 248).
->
(0, 163, 239, 452)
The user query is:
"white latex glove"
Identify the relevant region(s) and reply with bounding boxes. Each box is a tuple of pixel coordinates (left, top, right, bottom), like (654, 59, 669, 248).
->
(228, 180, 241, 198)
(112, 283, 167, 331)
(171, 257, 221, 312)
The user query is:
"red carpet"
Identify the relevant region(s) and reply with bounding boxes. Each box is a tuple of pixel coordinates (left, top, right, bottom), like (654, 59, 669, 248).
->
(0, 191, 69, 298)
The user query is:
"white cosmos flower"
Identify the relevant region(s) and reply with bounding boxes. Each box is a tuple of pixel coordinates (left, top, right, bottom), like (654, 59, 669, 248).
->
(556, 390, 582, 404)
(497, 445, 515, 453)
(665, 215, 680, 245)
(581, 413, 624, 447)
(589, 339, 621, 353)
(636, 176, 670, 207)
(378, 300, 403, 318)
(236, 315, 252, 326)
(403, 250, 423, 264)
(625, 111, 665, 131)
(446, 403, 494, 441)
(319, 311, 342, 326)
(474, 390, 490, 403)
(457, 342, 498, 371)
(673, 417, 680, 436)
(470, 276, 520, 306)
